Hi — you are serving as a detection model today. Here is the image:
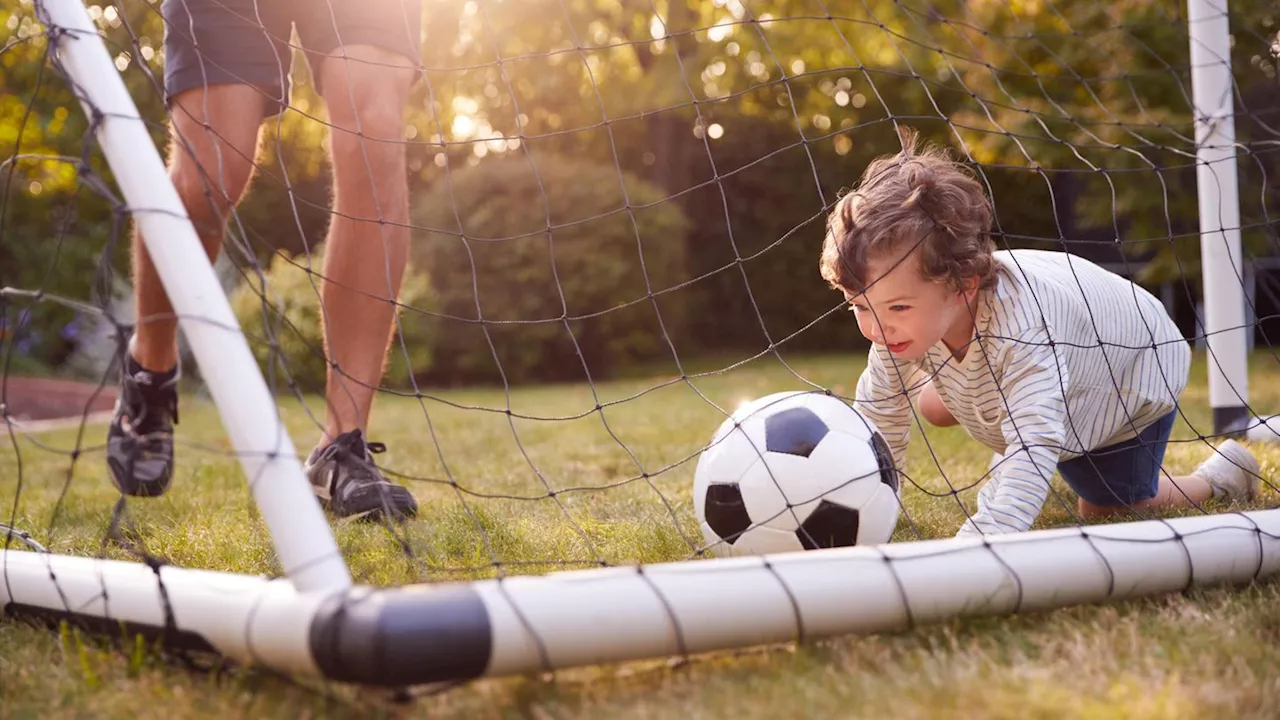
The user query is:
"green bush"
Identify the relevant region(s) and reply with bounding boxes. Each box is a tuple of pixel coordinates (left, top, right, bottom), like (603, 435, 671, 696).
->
(413, 154, 690, 384)
(230, 247, 438, 393)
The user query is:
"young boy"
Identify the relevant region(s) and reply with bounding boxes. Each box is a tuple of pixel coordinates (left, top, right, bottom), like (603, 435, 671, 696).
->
(820, 130, 1262, 536)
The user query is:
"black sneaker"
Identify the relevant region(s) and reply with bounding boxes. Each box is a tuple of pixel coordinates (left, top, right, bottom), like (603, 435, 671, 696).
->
(106, 355, 179, 497)
(305, 429, 418, 521)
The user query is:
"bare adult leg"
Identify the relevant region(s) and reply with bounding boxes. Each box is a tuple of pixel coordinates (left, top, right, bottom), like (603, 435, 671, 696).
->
(314, 46, 415, 445)
(109, 85, 264, 497)
(131, 86, 265, 371)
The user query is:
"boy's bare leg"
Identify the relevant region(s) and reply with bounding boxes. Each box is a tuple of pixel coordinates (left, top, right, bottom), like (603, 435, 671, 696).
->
(1137, 474, 1215, 509)
(1078, 439, 1260, 518)
(315, 45, 415, 444)
(132, 86, 265, 371)
(1077, 475, 1213, 518)
(916, 379, 959, 428)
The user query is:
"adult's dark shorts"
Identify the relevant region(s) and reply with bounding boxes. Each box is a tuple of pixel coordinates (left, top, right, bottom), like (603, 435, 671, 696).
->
(162, 0, 422, 117)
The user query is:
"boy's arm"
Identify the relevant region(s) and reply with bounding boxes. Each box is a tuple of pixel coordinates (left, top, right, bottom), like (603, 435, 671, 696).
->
(854, 344, 919, 476)
(955, 332, 1068, 537)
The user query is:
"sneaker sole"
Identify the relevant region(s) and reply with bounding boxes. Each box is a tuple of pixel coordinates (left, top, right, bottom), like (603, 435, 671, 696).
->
(106, 456, 173, 497)
(337, 507, 417, 523)
(314, 495, 417, 523)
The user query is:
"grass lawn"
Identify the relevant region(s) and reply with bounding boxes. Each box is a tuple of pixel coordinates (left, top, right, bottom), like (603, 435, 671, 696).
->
(3, 350, 1280, 718)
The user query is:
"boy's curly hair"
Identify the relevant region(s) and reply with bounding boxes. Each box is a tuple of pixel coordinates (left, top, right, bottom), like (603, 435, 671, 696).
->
(819, 128, 997, 295)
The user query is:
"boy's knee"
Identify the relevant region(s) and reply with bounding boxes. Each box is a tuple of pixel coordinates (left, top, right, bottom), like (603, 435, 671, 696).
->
(1077, 498, 1104, 518)
(918, 400, 956, 427)
(916, 382, 958, 427)
(1077, 497, 1125, 518)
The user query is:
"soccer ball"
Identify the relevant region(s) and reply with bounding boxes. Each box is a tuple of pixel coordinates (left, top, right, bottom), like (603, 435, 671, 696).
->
(693, 391, 900, 556)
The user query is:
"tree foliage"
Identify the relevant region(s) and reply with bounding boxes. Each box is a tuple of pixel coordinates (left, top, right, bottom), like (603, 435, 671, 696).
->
(4, 0, 1278, 377)
(414, 153, 688, 384)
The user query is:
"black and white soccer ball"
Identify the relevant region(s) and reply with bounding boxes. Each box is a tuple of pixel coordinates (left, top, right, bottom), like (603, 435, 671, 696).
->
(693, 391, 900, 556)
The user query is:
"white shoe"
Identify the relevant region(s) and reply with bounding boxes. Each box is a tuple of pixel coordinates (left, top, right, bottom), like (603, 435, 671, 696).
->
(1194, 439, 1261, 503)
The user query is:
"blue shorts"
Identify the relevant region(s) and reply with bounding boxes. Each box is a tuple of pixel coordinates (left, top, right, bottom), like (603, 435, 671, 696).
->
(1056, 411, 1177, 507)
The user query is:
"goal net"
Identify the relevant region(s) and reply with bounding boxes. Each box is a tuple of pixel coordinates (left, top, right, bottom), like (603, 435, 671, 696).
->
(4, 0, 1280, 690)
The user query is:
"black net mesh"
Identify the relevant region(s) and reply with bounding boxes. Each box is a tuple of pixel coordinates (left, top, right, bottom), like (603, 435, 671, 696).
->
(3, 0, 1280, 698)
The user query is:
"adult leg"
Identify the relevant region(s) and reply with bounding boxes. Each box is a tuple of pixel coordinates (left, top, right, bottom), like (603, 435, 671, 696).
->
(131, 86, 265, 371)
(109, 85, 265, 497)
(110, 0, 292, 497)
(315, 46, 415, 443)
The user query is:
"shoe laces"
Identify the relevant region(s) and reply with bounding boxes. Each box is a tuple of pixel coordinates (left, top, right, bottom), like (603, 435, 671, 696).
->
(122, 370, 178, 434)
(321, 429, 387, 485)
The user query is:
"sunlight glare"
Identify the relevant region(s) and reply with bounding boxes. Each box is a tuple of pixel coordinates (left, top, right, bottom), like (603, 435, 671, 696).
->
(707, 20, 733, 42)
(650, 15, 666, 40)
(452, 114, 477, 138)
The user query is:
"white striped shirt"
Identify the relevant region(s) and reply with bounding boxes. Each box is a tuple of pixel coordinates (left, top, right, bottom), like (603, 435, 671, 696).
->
(854, 250, 1191, 536)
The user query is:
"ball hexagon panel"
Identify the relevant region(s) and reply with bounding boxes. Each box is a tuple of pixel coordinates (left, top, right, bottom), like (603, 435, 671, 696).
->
(708, 395, 781, 448)
(702, 482, 753, 545)
(737, 450, 816, 533)
(795, 500, 861, 550)
(695, 423, 766, 485)
(692, 423, 767, 525)
(730, 391, 808, 426)
(763, 407, 830, 458)
(732, 523, 806, 556)
(853, 484, 900, 545)
(795, 392, 879, 442)
(869, 430, 899, 493)
(787, 429, 887, 515)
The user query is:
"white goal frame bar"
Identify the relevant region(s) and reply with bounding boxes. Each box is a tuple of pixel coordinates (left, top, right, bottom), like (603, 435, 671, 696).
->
(1188, 0, 1253, 437)
(5, 510, 1280, 686)
(4, 0, 1276, 689)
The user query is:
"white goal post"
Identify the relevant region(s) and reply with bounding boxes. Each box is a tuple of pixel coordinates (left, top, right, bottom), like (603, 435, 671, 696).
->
(3, 0, 1278, 689)
(1189, 0, 1253, 438)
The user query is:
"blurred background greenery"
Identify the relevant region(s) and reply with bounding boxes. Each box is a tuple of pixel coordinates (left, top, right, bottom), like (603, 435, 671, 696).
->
(3, 0, 1278, 389)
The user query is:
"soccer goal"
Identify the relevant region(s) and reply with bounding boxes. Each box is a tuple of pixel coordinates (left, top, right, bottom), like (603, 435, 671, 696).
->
(3, 0, 1280, 692)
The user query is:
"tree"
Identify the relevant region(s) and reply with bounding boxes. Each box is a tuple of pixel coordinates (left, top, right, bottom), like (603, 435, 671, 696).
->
(7, 0, 1276, 376)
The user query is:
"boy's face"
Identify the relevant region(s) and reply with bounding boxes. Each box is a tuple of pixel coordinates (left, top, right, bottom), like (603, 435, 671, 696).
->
(844, 247, 978, 361)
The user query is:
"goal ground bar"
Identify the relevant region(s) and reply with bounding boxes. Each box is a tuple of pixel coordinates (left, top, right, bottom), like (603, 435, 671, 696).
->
(5, 507, 1278, 687)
